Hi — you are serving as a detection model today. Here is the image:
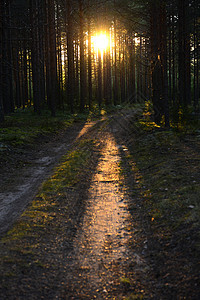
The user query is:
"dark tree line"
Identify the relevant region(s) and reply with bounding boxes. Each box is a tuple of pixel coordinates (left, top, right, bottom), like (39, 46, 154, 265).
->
(149, 0, 200, 125)
(0, 0, 199, 126)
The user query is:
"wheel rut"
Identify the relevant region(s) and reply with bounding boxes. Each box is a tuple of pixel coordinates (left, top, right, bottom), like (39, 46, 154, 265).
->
(58, 129, 149, 299)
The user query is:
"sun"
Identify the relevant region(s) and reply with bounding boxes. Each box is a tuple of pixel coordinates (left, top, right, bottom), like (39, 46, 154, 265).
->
(93, 33, 109, 52)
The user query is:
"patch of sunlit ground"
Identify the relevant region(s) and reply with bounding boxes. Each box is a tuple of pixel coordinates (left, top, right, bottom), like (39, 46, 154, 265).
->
(72, 132, 147, 297)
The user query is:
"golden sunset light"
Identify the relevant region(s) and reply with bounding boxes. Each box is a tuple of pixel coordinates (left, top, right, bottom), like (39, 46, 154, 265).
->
(92, 33, 109, 52)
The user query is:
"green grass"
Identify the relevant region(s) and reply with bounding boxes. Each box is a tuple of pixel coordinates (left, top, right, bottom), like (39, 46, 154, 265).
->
(0, 106, 109, 149)
(0, 108, 75, 147)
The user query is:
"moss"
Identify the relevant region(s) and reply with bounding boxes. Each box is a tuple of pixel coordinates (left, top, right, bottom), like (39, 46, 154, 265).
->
(125, 293, 144, 300)
(120, 277, 131, 285)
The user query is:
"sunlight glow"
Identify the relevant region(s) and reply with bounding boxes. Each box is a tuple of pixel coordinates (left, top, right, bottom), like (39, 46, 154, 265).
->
(92, 33, 109, 52)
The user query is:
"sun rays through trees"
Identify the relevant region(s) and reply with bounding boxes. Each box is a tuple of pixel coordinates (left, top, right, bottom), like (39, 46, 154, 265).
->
(0, 0, 199, 126)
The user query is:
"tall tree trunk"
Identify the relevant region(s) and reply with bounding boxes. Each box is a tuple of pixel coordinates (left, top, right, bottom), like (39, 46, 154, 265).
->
(120, 35, 125, 102)
(38, 0, 45, 109)
(66, 0, 74, 113)
(106, 50, 112, 105)
(74, 40, 80, 107)
(28, 49, 32, 106)
(48, 0, 57, 116)
(150, 1, 162, 124)
(20, 42, 25, 109)
(160, 2, 170, 127)
(195, 15, 199, 110)
(56, 3, 61, 108)
(178, 0, 191, 108)
(172, 11, 176, 106)
(6, 1, 14, 112)
(168, 13, 172, 105)
(79, 0, 85, 112)
(0, 1, 4, 122)
(129, 36, 135, 102)
(2, 1, 13, 114)
(150, 1, 169, 126)
(31, 0, 41, 114)
(23, 44, 29, 107)
(14, 47, 21, 108)
(87, 2, 92, 110)
(44, 0, 51, 110)
(97, 49, 102, 108)
(113, 3, 118, 105)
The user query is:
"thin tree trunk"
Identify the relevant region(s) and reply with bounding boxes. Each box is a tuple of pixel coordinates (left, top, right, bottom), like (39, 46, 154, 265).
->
(14, 47, 21, 108)
(178, 0, 191, 108)
(44, 0, 51, 110)
(38, 0, 45, 109)
(97, 50, 102, 108)
(31, 0, 41, 114)
(168, 14, 172, 105)
(113, 4, 118, 105)
(23, 44, 29, 107)
(88, 12, 92, 110)
(0, 1, 4, 122)
(120, 35, 125, 102)
(172, 12, 176, 106)
(28, 49, 32, 106)
(66, 0, 75, 113)
(129, 36, 135, 102)
(48, 0, 57, 116)
(6, 1, 14, 112)
(160, 2, 170, 127)
(79, 0, 85, 112)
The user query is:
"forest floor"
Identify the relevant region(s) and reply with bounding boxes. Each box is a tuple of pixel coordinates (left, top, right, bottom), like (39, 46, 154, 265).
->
(0, 107, 200, 299)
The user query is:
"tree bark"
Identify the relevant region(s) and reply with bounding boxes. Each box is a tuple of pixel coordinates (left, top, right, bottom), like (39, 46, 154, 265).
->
(97, 49, 102, 108)
(66, 0, 75, 113)
(178, 0, 191, 108)
(31, 0, 41, 114)
(0, 1, 4, 122)
(48, 0, 57, 116)
(87, 2, 92, 110)
(79, 0, 85, 112)
(150, 0, 169, 126)
(113, 4, 118, 105)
